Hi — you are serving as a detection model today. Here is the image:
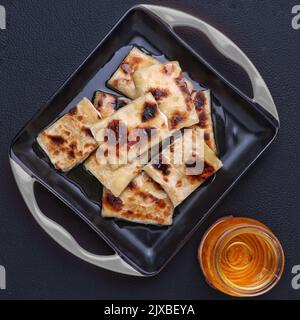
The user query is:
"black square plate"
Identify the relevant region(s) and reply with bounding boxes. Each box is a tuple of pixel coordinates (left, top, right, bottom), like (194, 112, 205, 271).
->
(10, 6, 278, 276)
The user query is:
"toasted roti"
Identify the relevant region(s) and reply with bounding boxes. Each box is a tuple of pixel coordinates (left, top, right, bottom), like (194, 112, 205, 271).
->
(93, 90, 131, 119)
(192, 90, 217, 153)
(86, 91, 173, 216)
(133, 61, 199, 130)
(85, 93, 152, 196)
(144, 128, 222, 207)
(108, 47, 159, 99)
(37, 98, 100, 172)
(84, 150, 146, 196)
(101, 172, 173, 225)
(91, 93, 168, 165)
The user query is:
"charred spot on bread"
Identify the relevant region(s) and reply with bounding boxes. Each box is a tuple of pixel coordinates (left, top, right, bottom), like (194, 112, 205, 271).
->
(175, 75, 190, 96)
(175, 75, 193, 109)
(120, 55, 143, 75)
(169, 143, 175, 154)
(63, 130, 71, 137)
(82, 127, 93, 137)
(121, 63, 134, 74)
(106, 119, 127, 144)
(48, 135, 66, 146)
(107, 119, 121, 136)
(186, 162, 215, 183)
(127, 181, 136, 190)
(105, 192, 123, 211)
(112, 79, 119, 88)
(148, 87, 169, 101)
(201, 163, 216, 179)
(152, 156, 170, 176)
(147, 175, 165, 191)
(84, 142, 97, 149)
(170, 112, 185, 129)
(94, 93, 104, 108)
(142, 102, 158, 122)
(176, 180, 183, 188)
(193, 91, 207, 110)
(134, 189, 167, 210)
(68, 106, 77, 116)
(198, 110, 207, 127)
(68, 150, 75, 160)
(126, 55, 142, 67)
(162, 63, 174, 75)
(69, 141, 77, 150)
(117, 98, 130, 108)
(157, 200, 167, 209)
(93, 91, 118, 118)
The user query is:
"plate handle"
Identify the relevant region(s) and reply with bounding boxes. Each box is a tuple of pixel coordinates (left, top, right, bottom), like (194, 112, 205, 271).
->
(142, 4, 279, 123)
(10, 159, 143, 277)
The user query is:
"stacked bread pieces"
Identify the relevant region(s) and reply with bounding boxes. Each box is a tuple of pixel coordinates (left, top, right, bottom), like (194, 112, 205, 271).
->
(37, 47, 222, 226)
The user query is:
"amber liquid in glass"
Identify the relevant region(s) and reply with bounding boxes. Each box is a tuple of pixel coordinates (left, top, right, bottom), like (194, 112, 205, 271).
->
(199, 217, 284, 297)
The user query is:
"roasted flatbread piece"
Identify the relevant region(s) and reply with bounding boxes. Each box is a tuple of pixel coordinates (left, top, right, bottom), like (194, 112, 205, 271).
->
(192, 90, 217, 153)
(93, 90, 131, 119)
(108, 47, 159, 99)
(91, 93, 169, 165)
(84, 150, 146, 197)
(144, 128, 222, 207)
(86, 91, 174, 218)
(108, 47, 194, 99)
(133, 61, 199, 130)
(101, 172, 173, 225)
(86, 92, 152, 196)
(37, 98, 100, 172)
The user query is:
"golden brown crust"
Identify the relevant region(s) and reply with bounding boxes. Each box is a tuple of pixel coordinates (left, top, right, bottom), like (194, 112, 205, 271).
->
(93, 91, 131, 119)
(101, 172, 173, 225)
(84, 150, 146, 197)
(192, 90, 217, 153)
(133, 62, 198, 130)
(91, 94, 169, 165)
(144, 128, 222, 207)
(37, 98, 100, 172)
(108, 47, 159, 99)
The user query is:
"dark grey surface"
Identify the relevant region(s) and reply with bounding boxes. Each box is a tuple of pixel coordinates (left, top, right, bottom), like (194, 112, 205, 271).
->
(0, 0, 299, 300)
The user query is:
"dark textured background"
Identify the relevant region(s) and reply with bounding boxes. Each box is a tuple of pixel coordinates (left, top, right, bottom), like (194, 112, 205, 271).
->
(0, 0, 300, 300)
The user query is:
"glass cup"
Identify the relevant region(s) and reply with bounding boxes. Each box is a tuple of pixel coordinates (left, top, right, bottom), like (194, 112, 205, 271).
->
(198, 216, 285, 297)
